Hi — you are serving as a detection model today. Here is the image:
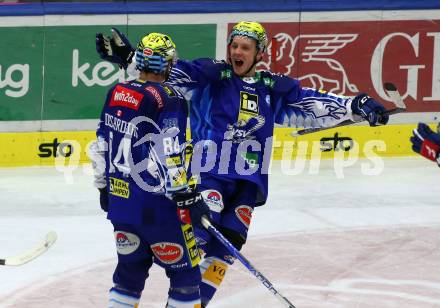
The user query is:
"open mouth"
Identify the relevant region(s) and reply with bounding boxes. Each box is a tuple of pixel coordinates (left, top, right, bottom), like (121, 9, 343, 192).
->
(233, 59, 244, 68)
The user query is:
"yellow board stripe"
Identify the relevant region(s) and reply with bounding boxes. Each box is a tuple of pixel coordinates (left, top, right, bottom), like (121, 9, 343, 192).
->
(0, 124, 433, 167)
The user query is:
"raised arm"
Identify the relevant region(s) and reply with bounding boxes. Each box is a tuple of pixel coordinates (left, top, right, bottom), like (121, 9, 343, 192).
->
(272, 75, 388, 129)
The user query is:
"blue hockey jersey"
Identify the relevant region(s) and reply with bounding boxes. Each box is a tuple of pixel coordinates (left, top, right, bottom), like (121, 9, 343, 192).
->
(128, 58, 355, 206)
(96, 79, 189, 225)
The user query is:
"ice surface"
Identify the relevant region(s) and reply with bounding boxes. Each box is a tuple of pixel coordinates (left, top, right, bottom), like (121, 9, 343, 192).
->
(0, 158, 439, 307)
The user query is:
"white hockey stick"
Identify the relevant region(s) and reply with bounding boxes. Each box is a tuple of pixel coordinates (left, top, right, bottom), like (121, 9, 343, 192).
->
(291, 82, 406, 136)
(0, 231, 57, 266)
(201, 217, 296, 308)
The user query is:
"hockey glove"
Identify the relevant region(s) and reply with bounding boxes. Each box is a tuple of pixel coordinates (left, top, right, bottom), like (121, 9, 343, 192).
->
(410, 122, 440, 166)
(95, 27, 135, 69)
(351, 93, 389, 126)
(172, 189, 211, 229)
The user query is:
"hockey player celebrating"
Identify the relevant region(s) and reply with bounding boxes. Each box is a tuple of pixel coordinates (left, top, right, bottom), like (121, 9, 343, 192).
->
(410, 122, 440, 166)
(96, 22, 389, 307)
(90, 32, 211, 308)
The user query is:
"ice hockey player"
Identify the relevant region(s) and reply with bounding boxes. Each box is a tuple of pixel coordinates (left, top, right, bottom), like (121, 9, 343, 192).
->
(410, 122, 440, 166)
(89, 32, 210, 308)
(96, 21, 390, 307)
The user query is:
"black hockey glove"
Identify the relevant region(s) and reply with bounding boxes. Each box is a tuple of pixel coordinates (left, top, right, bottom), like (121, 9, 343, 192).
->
(351, 93, 389, 126)
(98, 187, 109, 212)
(172, 189, 211, 229)
(95, 27, 135, 69)
(410, 122, 440, 166)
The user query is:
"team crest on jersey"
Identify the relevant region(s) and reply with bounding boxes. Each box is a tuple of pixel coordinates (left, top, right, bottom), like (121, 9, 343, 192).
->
(114, 231, 140, 255)
(235, 205, 253, 228)
(201, 190, 224, 213)
(109, 85, 143, 111)
(151, 242, 184, 264)
(240, 91, 259, 114)
(224, 115, 265, 143)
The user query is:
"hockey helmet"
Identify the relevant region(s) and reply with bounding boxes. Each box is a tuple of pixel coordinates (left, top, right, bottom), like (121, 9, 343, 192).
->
(135, 32, 177, 74)
(228, 21, 268, 53)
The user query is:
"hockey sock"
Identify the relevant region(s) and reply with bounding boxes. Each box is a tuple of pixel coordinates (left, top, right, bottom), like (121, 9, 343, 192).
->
(166, 285, 201, 308)
(108, 287, 140, 308)
(199, 257, 229, 306)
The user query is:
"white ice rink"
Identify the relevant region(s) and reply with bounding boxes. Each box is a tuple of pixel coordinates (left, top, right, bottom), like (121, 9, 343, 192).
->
(0, 158, 439, 308)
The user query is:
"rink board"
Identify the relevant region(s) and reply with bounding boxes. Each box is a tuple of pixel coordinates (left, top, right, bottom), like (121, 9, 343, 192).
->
(0, 124, 427, 167)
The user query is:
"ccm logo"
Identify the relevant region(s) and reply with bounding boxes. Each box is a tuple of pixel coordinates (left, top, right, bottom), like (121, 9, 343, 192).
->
(176, 194, 202, 207)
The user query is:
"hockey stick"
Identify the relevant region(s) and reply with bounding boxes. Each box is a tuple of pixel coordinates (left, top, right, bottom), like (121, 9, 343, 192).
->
(0, 231, 57, 266)
(201, 217, 296, 308)
(291, 82, 406, 136)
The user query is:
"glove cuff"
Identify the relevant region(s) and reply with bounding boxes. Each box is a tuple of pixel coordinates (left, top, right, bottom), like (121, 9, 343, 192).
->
(421, 139, 440, 162)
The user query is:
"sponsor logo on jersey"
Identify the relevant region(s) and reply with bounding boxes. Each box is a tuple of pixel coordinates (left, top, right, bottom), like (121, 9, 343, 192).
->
(262, 77, 275, 88)
(109, 177, 130, 198)
(145, 86, 164, 108)
(181, 223, 200, 267)
(243, 85, 255, 91)
(240, 152, 259, 168)
(114, 231, 140, 255)
(220, 69, 232, 79)
(163, 85, 176, 97)
(151, 242, 184, 264)
(202, 259, 228, 287)
(169, 167, 187, 189)
(201, 190, 224, 213)
(130, 82, 142, 87)
(109, 85, 143, 111)
(166, 156, 182, 167)
(240, 91, 259, 114)
(171, 262, 189, 269)
(235, 205, 253, 228)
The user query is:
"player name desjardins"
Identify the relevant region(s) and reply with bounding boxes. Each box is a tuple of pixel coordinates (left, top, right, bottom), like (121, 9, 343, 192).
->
(104, 113, 138, 138)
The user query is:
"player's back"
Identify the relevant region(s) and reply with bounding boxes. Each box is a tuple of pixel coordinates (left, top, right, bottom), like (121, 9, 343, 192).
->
(97, 79, 188, 225)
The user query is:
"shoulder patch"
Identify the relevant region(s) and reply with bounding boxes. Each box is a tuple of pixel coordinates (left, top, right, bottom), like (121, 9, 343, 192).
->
(145, 85, 164, 108)
(163, 85, 176, 97)
(109, 85, 143, 110)
(221, 69, 232, 79)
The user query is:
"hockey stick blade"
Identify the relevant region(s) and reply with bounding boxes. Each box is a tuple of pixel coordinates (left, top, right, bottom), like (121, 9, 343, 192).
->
(0, 231, 57, 266)
(291, 82, 406, 136)
(201, 216, 296, 308)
